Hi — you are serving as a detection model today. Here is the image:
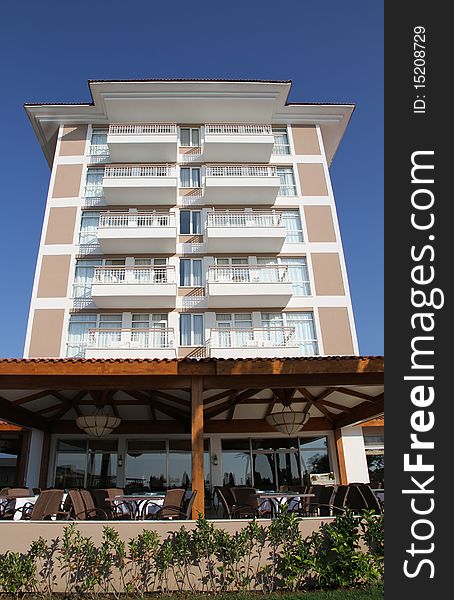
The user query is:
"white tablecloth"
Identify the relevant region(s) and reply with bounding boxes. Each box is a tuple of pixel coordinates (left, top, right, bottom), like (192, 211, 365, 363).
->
(0, 496, 38, 520)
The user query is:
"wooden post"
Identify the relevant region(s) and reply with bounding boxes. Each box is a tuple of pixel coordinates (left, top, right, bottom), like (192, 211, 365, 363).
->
(335, 429, 348, 485)
(39, 432, 51, 489)
(191, 376, 204, 518)
(16, 430, 31, 486)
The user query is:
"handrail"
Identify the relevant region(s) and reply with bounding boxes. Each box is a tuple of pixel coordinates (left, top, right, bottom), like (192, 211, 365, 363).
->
(207, 264, 289, 283)
(207, 211, 282, 227)
(205, 124, 272, 135)
(87, 327, 174, 349)
(206, 165, 277, 177)
(94, 266, 175, 284)
(210, 326, 296, 348)
(109, 124, 177, 135)
(104, 165, 175, 177)
(98, 212, 175, 228)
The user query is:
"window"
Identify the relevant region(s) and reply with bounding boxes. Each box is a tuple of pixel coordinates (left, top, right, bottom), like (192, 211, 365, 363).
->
(86, 440, 118, 489)
(180, 313, 204, 346)
(363, 431, 384, 489)
(85, 169, 104, 197)
(180, 167, 201, 188)
(79, 211, 100, 245)
(126, 441, 167, 492)
(215, 313, 253, 348)
(73, 259, 103, 298)
(55, 439, 87, 489)
(272, 126, 290, 155)
(134, 258, 168, 284)
(284, 312, 319, 355)
(180, 127, 200, 147)
(180, 210, 202, 234)
(221, 439, 252, 487)
(0, 434, 22, 487)
(257, 256, 311, 296)
(277, 166, 297, 196)
(299, 437, 331, 484)
(90, 129, 109, 158)
(180, 258, 203, 286)
(132, 314, 169, 348)
(67, 314, 97, 357)
(261, 313, 285, 346)
(282, 209, 304, 243)
(97, 314, 122, 348)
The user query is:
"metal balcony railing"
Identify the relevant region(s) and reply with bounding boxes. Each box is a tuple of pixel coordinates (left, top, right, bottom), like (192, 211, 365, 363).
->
(205, 124, 272, 135)
(98, 212, 175, 229)
(210, 327, 296, 348)
(87, 328, 174, 349)
(88, 144, 110, 164)
(108, 123, 177, 135)
(104, 165, 176, 178)
(207, 210, 282, 228)
(93, 266, 175, 285)
(207, 265, 289, 284)
(205, 165, 277, 177)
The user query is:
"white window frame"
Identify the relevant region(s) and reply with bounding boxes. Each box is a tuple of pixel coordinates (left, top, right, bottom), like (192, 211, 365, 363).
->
(180, 127, 201, 147)
(179, 167, 201, 188)
(179, 258, 203, 287)
(179, 210, 202, 234)
(179, 313, 204, 347)
(272, 126, 291, 155)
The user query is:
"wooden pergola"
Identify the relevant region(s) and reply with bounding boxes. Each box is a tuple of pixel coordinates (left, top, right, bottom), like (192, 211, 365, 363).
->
(0, 356, 384, 517)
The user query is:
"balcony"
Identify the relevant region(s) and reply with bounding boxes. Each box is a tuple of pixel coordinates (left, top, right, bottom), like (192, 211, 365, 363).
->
(209, 327, 299, 359)
(206, 265, 293, 308)
(204, 165, 280, 204)
(107, 123, 178, 162)
(91, 266, 177, 308)
(102, 165, 178, 204)
(206, 211, 286, 253)
(97, 212, 177, 253)
(88, 144, 110, 165)
(203, 124, 274, 162)
(85, 328, 175, 359)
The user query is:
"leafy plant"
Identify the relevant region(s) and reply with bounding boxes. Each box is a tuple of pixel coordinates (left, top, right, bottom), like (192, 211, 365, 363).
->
(0, 551, 36, 598)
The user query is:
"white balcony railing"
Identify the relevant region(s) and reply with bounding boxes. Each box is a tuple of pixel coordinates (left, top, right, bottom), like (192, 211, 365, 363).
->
(94, 266, 175, 285)
(87, 328, 174, 349)
(205, 124, 272, 135)
(207, 211, 282, 228)
(206, 165, 277, 178)
(104, 165, 175, 178)
(108, 124, 177, 135)
(98, 212, 175, 229)
(210, 327, 296, 348)
(207, 265, 289, 284)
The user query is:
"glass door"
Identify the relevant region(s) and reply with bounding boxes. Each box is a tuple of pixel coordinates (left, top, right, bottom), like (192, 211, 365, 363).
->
(86, 440, 118, 489)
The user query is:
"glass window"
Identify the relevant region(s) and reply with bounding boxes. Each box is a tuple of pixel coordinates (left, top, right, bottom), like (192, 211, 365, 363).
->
(87, 439, 118, 489)
(282, 209, 303, 243)
(0, 434, 22, 488)
(180, 127, 200, 147)
(221, 439, 252, 487)
(180, 210, 202, 234)
(85, 169, 104, 197)
(79, 211, 100, 245)
(282, 257, 311, 296)
(179, 313, 204, 346)
(54, 439, 87, 489)
(73, 259, 103, 298)
(364, 431, 384, 489)
(169, 440, 191, 489)
(285, 312, 319, 356)
(272, 126, 290, 155)
(90, 129, 109, 158)
(67, 314, 97, 357)
(277, 167, 297, 196)
(180, 259, 202, 286)
(180, 167, 201, 188)
(97, 314, 122, 349)
(299, 436, 331, 484)
(126, 441, 167, 492)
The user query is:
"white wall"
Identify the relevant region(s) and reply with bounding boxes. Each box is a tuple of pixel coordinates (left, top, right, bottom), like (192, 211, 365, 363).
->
(340, 426, 370, 483)
(24, 429, 44, 489)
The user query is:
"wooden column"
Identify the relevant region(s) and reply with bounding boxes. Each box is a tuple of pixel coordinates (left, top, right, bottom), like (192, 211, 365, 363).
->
(16, 430, 31, 486)
(335, 429, 348, 485)
(191, 376, 204, 518)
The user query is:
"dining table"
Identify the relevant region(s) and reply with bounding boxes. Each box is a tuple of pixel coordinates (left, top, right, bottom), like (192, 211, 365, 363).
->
(254, 492, 315, 516)
(0, 495, 39, 520)
(114, 493, 166, 519)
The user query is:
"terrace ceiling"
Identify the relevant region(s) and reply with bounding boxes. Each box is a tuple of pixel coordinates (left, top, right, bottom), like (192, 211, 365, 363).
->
(0, 357, 384, 434)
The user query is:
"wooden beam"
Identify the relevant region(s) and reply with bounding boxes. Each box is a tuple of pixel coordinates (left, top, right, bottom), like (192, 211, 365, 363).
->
(318, 399, 353, 412)
(16, 430, 31, 486)
(124, 390, 189, 424)
(298, 388, 335, 423)
(51, 420, 186, 434)
(149, 389, 190, 407)
(335, 429, 348, 485)
(11, 390, 54, 406)
(335, 397, 384, 429)
(191, 376, 204, 518)
(203, 389, 235, 406)
(334, 387, 377, 402)
(206, 417, 333, 434)
(0, 395, 49, 430)
(204, 389, 258, 420)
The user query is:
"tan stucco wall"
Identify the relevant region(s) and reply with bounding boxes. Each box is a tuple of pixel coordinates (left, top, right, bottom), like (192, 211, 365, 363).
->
(59, 125, 88, 156)
(311, 253, 345, 296)
(297, 163, 329, 196)
(291, 125, 321, 155)
(28, 309, 65, 358)
(304, 205, 337, 242)
(52, 164, 83, 198)
(37, 255, 71, 298)
(45, 207, 78, 245)
(318, 307, 354, 355)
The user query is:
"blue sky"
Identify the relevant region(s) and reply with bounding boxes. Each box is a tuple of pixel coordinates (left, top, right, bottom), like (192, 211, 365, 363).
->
(0, 0, 383, 357)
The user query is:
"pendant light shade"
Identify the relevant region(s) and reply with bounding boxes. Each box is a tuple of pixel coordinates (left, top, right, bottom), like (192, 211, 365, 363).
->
(266, 405, 310, 435)
(76, 408, 121, 438)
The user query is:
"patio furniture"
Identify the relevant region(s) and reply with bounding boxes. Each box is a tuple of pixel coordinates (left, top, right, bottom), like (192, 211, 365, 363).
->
(352, 483, 383, 513)
(140, 488, 186, 520)
(0, 488, 30, 497)
(231, 487, 272, 518)
(64, 490, 109, 520)
(213, 486, 234, 518)
(313, 485, 348, 517)
(13, 489, 66, 520)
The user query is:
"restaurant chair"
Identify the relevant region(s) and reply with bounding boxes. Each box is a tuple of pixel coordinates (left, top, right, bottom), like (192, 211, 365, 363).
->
(214, 487, 234, 518)
(314, 485, 348, 517)
(91, 488, 133, 519)
(0, 487, 30, 497)
(141, 488, 186, 520)
(230, 487, 273, 518)
(13, 489, 66, 520)
(64, 490, 109, 520)
(352, 483, 383, 514)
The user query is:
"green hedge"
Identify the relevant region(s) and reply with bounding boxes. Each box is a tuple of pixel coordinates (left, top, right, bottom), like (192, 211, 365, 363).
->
(0, 510, 383, 597)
